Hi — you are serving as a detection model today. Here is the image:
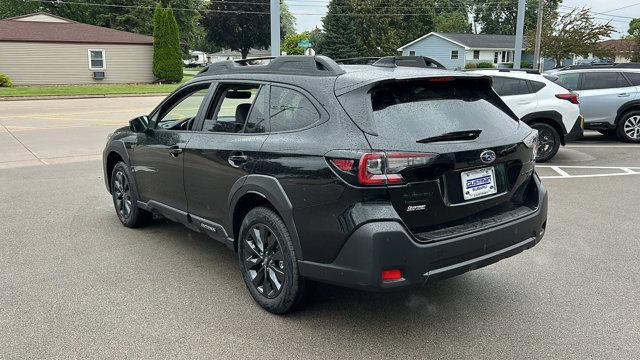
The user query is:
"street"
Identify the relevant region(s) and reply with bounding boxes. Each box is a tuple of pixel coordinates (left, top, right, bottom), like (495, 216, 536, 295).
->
(1, 97, 639, 359)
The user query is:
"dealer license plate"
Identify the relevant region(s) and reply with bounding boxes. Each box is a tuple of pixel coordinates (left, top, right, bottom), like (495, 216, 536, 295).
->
(461, 167, 497, 200)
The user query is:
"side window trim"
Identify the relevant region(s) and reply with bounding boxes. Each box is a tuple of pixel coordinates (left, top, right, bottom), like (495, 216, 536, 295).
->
(267, 83, 327, 134)
(149, 81, 214, 131)
(242, 84, 270, 134)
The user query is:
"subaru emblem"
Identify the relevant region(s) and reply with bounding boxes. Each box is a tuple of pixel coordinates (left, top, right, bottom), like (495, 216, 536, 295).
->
(480, 150, 496, 164)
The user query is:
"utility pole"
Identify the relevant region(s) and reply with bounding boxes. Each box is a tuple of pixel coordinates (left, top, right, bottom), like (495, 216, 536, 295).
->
(533, 0, 545, 71)
(513, 0, 526, 69)
(270, 0, 280, 57)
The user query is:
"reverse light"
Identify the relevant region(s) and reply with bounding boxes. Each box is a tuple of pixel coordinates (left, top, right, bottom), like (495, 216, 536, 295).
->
(381, 269, 403, 282)
(555, 93, 579, 104)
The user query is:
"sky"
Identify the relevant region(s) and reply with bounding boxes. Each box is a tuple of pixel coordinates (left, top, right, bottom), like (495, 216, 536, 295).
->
(286, 0, 640, 39)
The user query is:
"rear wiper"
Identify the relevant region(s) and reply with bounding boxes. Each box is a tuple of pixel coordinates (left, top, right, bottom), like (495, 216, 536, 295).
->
(416, 129, 482, 144)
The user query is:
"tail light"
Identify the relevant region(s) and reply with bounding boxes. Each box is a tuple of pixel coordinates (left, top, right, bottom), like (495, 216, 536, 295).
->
(555, 93, 579, 104)
(329, 152, 435, 186)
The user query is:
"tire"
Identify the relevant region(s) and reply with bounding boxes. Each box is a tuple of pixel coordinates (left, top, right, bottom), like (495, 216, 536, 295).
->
(110, 161, 152, 228)
(238, 206, 315, 314)
(530, 122, 560, 162)
(616, 111, 640, 143)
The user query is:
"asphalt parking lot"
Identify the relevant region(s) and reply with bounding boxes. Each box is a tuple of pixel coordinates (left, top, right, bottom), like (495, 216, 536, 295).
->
(1, 97, 639, 359)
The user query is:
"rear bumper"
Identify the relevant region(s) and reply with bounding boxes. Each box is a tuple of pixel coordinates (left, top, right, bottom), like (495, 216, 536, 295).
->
(298, 176, 548, 291)
(565, 115, 584, 142)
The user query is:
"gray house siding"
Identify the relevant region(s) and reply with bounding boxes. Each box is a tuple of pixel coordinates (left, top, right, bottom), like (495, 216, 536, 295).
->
(0, 41, 154, 85)
(400, 35, 466, 69)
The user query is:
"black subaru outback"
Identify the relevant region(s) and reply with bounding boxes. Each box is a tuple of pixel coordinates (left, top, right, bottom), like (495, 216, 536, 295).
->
(103, 56, 547, 313)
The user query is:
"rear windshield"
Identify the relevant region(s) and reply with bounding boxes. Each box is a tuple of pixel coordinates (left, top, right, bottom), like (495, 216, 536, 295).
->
(369, 79, 516, 140)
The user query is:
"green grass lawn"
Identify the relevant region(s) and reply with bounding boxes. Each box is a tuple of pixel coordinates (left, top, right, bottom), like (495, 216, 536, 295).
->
(0, 74, 194, 98)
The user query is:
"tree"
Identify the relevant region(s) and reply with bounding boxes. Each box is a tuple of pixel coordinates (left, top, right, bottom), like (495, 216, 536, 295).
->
(0, 0, 203, 53)
(282, 32, 310, 55)
(281, 2, 296, 39)
(153, 4, 183, 83)
(435, 13, 472, 33)
(321, 0, 365, 59)
(201, 0, 270, 58)
(528, 8, 615, 67)
(628, 18, 640, 62)
(472, 0, 560, 35)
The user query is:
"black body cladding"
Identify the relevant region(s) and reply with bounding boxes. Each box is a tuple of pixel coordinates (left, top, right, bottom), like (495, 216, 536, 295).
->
(103, 56, 547, 293)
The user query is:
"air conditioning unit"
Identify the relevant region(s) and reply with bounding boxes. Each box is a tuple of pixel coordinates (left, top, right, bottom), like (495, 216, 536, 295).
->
(93, 71, 105, 80)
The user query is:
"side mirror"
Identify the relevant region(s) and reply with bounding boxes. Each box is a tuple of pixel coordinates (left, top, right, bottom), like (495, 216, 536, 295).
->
(129, 116, 149, 133)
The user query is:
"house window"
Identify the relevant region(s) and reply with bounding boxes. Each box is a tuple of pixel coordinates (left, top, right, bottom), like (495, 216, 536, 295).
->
(473, 50, 480, 60)
(409, 50, 416, 56)
(494, 52, 499, 64)
(88, 49, 106, 70)
(451, 50, 459, 60)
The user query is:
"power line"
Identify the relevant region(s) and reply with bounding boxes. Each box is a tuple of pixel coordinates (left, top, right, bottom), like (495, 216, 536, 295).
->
(600, 1, 640, 14)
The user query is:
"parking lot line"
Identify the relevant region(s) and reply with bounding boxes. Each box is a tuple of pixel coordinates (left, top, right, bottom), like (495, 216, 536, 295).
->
(537, 165, 640, 179)
(549, 166, 570, 177)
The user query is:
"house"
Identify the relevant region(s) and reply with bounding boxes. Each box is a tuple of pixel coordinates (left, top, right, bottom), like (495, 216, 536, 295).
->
(574, 39, 634, 64)
(398, 32, 524, 69)
(0, 12, 154, 85)
(209, 48, 271, 62)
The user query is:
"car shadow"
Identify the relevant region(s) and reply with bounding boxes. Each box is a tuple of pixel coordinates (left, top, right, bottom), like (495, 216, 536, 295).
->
(137, 217, 537, 328)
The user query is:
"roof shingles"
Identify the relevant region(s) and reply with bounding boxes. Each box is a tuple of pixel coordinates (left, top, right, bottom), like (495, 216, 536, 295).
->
(0, 14, 153, 45)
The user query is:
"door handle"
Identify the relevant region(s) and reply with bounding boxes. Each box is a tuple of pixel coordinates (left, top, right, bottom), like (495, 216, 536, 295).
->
(618, 93, 630, 97)
(516, 100, 533, 104)
(228, 153, 248, 167)
(168, 146, 183, 157)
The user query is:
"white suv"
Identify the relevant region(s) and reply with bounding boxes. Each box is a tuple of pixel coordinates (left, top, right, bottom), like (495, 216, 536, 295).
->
(472, 69, 583, 162)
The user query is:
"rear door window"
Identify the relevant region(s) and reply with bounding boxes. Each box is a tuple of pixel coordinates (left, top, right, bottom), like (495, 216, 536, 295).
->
(580, 72, 630, 90)
(369, 78, 516, 141)
(557, 73, 580, 90)
(491, 77, 530, 96)
(269, 86, 320, 132)
(529, 80, 546, 92)
(623, 72, 640, 86)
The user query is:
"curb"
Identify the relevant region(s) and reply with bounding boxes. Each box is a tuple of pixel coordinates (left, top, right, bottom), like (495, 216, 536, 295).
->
(0, 93, 170, 101)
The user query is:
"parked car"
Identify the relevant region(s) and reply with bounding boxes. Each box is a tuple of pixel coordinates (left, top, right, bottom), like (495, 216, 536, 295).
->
(103, 56, 548, 314)
(548, 65, 640, 142)
(472, 69, 583, 162)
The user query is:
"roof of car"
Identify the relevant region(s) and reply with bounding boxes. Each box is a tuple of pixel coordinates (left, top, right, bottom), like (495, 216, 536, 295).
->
(187, 55, 489, 95)
(334, 65, 486, 95)
(470, 69, 549, 81)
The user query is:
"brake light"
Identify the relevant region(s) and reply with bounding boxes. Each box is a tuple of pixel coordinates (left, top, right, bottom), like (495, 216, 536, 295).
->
(429, 76, 455, 82)
(381, 269, 403, 282)
(357, 152, 434, 185)
(555, 93, 579, 104)
(330, 158, 355, 172)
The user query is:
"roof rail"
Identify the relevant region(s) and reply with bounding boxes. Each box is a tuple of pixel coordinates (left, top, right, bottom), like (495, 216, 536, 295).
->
(553, 62, 640, 71)
(334, 57, 381, 65)
(496, 68, 540, 74)
(372, 56, 446, 69)
(196, 55, 346, 77)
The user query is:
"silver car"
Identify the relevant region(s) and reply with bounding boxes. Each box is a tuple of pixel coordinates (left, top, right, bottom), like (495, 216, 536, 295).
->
(550, 66, 640, 142)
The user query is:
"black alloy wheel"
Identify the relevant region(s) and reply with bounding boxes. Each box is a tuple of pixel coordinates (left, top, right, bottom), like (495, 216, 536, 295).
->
(110, 161, 151, 228)
(242, 224, 286, 299)
(113, 170, 132, 220)
(238, 207, 314, 314)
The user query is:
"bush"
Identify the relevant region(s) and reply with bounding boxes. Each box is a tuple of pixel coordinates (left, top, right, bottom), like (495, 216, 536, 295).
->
(152, 4, 183, 83)
(464, 63, 477, 69)
(476, 62, 494, 68)
(0, 72, 12, 87)
(520, 60, 532, 69)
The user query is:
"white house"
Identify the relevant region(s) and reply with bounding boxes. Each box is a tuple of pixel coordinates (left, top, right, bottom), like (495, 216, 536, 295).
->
(398, 32, 523, 69)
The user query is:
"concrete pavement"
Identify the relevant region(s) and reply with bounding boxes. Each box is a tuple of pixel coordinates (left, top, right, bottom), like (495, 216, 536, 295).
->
(1, 97, 640, 359)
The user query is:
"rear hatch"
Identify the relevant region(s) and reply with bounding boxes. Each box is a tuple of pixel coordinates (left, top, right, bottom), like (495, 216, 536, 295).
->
(337, 75, 539, 241)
